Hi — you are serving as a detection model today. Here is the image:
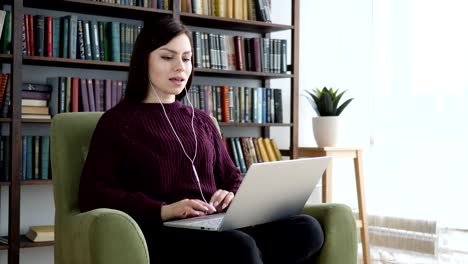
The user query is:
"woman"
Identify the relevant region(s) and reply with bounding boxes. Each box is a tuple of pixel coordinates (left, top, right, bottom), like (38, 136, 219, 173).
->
(78, 16, 324, 264)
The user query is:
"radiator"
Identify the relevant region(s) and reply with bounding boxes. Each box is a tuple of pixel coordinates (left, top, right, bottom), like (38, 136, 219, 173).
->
(356, 213, 438, 255)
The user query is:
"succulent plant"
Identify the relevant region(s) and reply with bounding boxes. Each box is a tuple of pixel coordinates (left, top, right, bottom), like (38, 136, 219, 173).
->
(303, 87, 353, 116)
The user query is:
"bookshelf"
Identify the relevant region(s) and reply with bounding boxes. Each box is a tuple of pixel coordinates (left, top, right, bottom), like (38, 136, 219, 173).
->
(0, 0, 300, 263)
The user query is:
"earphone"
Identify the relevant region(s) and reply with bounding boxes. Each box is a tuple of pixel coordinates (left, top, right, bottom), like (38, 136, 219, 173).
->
(149, 79, 215, 211)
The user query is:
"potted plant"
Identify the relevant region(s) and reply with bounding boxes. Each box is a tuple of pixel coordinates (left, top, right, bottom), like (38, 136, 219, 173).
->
(303, 87, 353, 147)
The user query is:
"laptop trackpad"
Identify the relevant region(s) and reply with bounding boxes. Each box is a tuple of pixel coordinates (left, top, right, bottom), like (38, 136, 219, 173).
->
(163, 213, 226, 231)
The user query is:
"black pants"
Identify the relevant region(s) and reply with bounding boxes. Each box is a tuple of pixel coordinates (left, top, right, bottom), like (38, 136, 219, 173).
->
(146, 214, 324, 264)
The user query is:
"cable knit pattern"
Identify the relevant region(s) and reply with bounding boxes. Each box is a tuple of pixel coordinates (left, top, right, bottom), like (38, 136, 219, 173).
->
(78, 100, 242, 229)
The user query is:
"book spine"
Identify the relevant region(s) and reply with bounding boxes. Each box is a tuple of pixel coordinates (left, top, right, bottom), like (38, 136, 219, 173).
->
(68, 15, 78, 59)
(90, 21, 101, 61)
(40, 136, 50, 180)
(83, 21, 92, 60)
(45, 16, 53, 57)
(80, 78, 90, 112)
(77, 20, 85, 59)
(110, 22, 121, 62)
(60, 16, 69, 58)
(52, 17, 61, 57)
(34, 15, 44, 57)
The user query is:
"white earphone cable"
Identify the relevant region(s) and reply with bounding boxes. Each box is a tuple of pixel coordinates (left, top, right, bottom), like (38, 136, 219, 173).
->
(149, 80, 209, 204)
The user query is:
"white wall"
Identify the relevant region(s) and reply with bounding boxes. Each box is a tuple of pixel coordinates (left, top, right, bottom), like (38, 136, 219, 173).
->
(297, 0, 373, 147)
(296, 0, 374, 208)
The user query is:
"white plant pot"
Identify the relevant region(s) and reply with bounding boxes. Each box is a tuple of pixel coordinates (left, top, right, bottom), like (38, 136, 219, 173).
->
(312, 116, 339, 147)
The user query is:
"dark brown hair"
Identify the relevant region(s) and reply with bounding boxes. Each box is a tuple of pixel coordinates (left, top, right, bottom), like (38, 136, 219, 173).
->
(124, 16, 194, 102)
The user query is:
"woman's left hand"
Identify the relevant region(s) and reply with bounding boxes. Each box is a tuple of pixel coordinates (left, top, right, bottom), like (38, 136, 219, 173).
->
(210, 189, 234, 212)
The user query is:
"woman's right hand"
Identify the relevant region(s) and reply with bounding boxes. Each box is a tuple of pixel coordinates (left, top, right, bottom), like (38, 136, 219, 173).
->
(161, 199, 216, 221)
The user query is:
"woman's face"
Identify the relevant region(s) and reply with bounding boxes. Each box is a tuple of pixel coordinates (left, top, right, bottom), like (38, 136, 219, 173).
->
(146, 33, 193, 103)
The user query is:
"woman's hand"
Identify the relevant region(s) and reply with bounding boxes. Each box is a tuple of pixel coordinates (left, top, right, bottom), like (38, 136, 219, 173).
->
(161, 199, 216, 222)
(210, 189, 235, 212)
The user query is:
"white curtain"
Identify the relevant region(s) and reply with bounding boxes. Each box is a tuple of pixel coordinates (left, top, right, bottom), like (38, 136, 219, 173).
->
(369, 0, 468, 229)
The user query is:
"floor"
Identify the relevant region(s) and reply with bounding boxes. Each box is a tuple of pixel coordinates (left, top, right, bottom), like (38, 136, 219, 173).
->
(359, 228, 468, 264)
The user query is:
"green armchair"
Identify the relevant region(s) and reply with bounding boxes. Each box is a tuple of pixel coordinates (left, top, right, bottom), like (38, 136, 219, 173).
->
(51, 112, 357, 264)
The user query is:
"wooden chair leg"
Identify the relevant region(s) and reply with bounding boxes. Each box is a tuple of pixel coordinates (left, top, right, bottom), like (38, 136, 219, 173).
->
(322, 158, 333, 203)
(354, 150, 371, 264)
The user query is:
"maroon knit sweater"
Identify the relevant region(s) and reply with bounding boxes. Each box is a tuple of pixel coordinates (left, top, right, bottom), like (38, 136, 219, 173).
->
(78, 100, 242, 229)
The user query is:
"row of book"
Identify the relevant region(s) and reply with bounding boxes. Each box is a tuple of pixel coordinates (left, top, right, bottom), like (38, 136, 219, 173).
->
(223, 136, 281, 174)
(0, 73, 9, 118)
(181, 85, 282, 124)
(0, 136, 10, 181)
(182, 0, 271, 22)
(21, 136, 50, 181)
(88, 0, 271, 22)
(0, 135, 50, 182)
(22, 78, 127, 119)
(0, 10, 12, 54)
(21, 82, 53, 119)
(21, 13, 141, 63)
(89, 0, 172, 10)
(2, 10, 286, 72)
(193, 32, 287, 73)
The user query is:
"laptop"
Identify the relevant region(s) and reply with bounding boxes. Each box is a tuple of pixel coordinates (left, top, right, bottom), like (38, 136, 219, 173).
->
(163, 156, 331, 231)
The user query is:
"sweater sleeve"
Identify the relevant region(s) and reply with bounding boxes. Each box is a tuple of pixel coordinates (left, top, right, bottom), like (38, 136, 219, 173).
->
(207, 118, 243, 193)
(78, 112, 164, 225)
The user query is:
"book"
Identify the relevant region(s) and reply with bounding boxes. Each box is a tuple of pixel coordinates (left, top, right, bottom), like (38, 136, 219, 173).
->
(0, 73, 9, 109)
(270, 138, 282, 160)
(256, 137, 270, 162)
(21, 106, 49, 115)
(0, 10, 6, 40)
(263, 138, 277, 161)
(21, 114, 51, 120)
(22, 82, 52, 92)
(26, 225, 54, 242)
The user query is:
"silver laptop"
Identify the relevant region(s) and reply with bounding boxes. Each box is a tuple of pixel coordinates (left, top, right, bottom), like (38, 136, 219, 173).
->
(163, 157, 331, 231)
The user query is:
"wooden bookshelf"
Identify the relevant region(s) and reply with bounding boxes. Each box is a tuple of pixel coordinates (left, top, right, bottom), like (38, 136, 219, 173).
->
(2, 1, 301, 263)
(19, 235, 53, 248)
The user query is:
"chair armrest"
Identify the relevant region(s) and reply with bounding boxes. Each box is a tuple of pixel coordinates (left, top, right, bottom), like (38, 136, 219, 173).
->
(302, 203, 358, 264)
(57, 208, 150, 264)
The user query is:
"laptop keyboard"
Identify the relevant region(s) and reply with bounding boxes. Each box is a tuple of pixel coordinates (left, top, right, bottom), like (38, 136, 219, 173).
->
(187, 216, 223, 228)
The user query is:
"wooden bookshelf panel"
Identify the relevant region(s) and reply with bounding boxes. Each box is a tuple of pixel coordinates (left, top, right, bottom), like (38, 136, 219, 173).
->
(21, 118, 52, 124)
(21, 180, 52, 185)
(23, 56, 129, 71)
(180, 12, 293, 33)
(0, 54, 13, 64)
(195, 68, 293, 79)
(0, 181, 10, 186)
(22, 56, 290, 78)
(20, 235, 53, 248)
